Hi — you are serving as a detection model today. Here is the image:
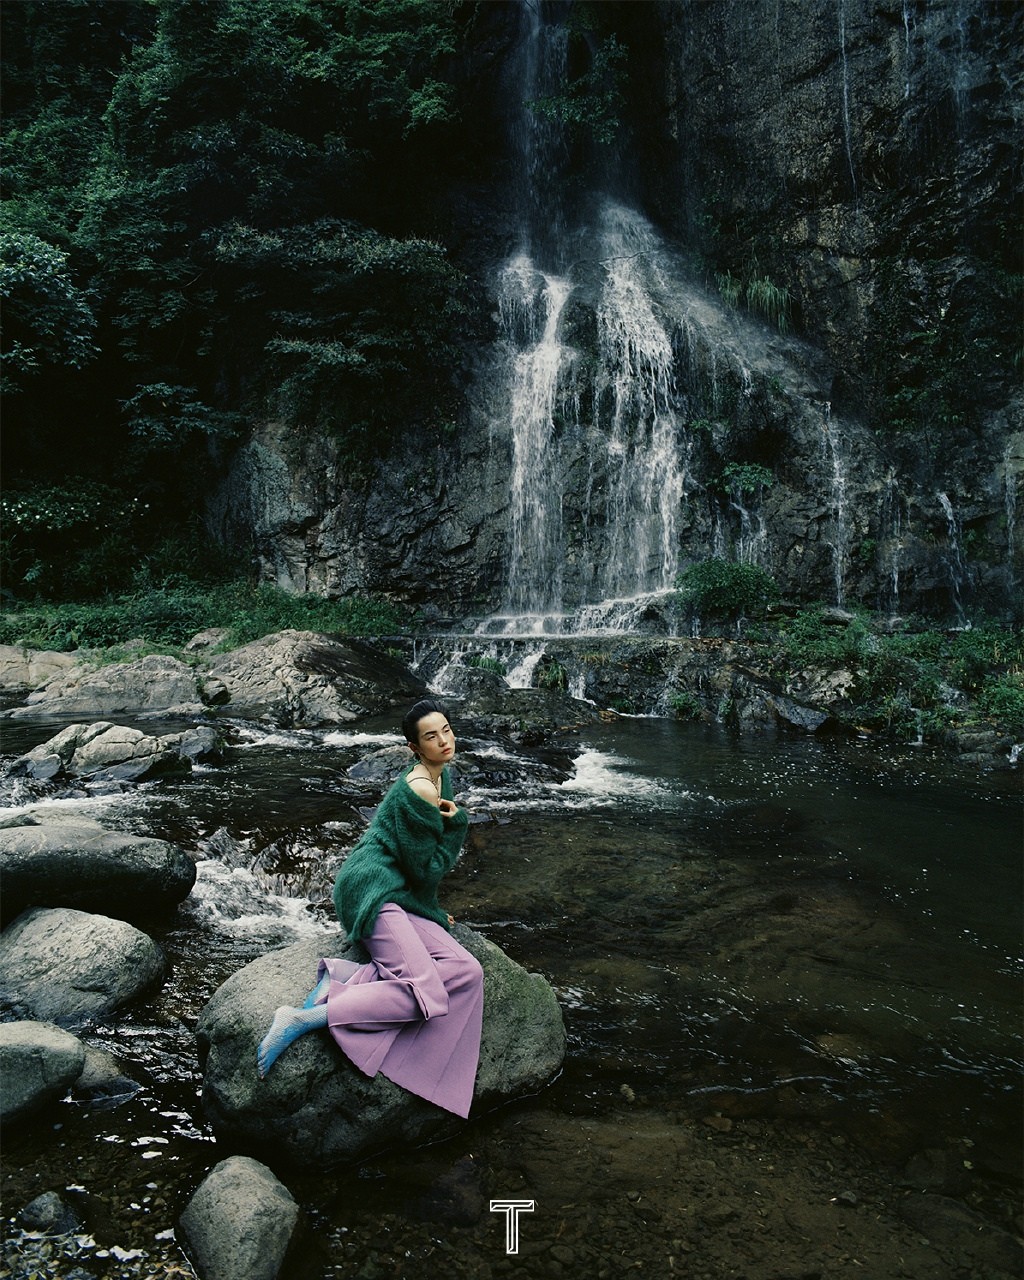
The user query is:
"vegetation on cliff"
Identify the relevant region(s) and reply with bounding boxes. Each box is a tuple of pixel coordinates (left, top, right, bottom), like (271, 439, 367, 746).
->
(2, 0, 479, 598)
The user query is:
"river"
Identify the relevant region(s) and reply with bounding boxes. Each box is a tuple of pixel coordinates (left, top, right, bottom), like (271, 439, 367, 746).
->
(1, 709, 1021, 1279)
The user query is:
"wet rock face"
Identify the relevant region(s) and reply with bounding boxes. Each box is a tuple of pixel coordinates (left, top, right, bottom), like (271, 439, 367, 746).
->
(204, 3, 1018, 623)
(7, 654, 206, 719)
(0, 1021, 86, 1126)
(0, 814, 196, 925)
(206, 630, 426, 727)
(178, 1156, 300, 1280)
(0, 907, 165, 1028)
(9, 721, 222, 784)
(196, 928, 566, 1169)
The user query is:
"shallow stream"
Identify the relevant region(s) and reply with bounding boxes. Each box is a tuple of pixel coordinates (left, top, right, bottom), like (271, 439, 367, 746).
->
(1, 711, 1020, 1279)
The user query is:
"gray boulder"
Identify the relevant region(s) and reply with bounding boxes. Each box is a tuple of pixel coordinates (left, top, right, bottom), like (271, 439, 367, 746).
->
(73, 1043, 142, 1109)
(0, 1020, 85, 1124)
(0, 813, 196, 923)
(0, 645, 78, 692)
(6, 653, 205, 719)
(206, 630, 424, 727)
(197, 927, 566, 1168)
(0, 907, 165, 1027)
(178, 1156, 301, 1280)
(10, 721, 222, 784)
(18, 1190, 83, 1235)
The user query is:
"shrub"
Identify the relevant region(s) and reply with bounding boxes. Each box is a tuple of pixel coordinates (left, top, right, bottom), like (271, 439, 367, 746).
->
(465, 654, 506, 676)
(670, 690, 702, 720)
(977, 674, 1024, 730)
(0, 583, 413, 652)
(676, 559, 779, 620)
(535, 657, 568, 691)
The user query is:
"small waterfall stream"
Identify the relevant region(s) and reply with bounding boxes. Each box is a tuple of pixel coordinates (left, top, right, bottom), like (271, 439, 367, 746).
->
(819, 402, 851, 607)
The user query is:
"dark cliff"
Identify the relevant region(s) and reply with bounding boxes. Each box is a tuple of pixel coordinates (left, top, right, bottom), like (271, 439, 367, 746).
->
(211, 0, 1022, 624)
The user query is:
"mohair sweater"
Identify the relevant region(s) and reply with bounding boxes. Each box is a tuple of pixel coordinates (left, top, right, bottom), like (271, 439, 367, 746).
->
(333, 766, 469, 941)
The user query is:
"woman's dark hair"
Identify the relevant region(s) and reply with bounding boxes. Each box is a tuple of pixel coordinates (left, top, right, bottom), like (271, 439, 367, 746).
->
(402, 698, 449, 747)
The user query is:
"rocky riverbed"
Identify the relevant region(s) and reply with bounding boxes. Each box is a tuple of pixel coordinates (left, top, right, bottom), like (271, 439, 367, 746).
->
(0, 632, 1020, 1280)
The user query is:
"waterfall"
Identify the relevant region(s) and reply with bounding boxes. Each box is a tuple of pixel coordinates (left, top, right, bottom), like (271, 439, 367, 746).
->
(820, 403, 850, 607)
(1005, 439, 1018, 594)
(501, 257, 573, 616)
(487, 202, 690, 634)
(880, 473, 906, 612)
(901, 0, 913, 100)
(488, 0, 691, 641)
(592, 203, 685, 601)
(837, 0, 858, 198)
(938, 491, 968, 621)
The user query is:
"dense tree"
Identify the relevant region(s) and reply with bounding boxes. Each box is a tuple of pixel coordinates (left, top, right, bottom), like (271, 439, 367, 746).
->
(1, 0, 478, 597)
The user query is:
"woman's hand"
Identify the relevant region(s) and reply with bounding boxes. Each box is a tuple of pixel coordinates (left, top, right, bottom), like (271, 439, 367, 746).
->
(438, 798, 458, 818)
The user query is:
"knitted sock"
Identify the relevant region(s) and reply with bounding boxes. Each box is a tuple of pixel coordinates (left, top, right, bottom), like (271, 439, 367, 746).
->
(302, 971, 331, 1009)
(256, 1004, 327, 1078)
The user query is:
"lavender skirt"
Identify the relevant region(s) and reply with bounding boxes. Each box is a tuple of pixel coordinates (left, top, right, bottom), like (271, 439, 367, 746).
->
(316, 903, 483, 1118)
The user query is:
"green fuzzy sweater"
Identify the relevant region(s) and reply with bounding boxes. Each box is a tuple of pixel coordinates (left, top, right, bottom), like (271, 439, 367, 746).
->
(333, 766, 469, 941)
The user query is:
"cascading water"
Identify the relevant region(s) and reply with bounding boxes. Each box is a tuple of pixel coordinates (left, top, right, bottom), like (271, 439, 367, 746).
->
(820, 402, 850, 607)
(938, 491, 969, 621)
(837, 0, 858, 199)
(500, 257, 573, 617)
(483, 0, 695, 637)
(486, 200, 691, 636)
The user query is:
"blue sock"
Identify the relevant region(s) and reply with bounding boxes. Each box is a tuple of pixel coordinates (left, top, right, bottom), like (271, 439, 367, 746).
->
(257, 1004, 327, 1078)
(302, 971, 331, 1009)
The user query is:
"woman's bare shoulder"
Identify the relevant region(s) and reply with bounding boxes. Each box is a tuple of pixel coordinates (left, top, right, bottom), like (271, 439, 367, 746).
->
(405, 773, 440, 806)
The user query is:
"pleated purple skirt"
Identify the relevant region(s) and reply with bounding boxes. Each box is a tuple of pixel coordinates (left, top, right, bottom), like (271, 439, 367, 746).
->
(316, 903, 484, 1118)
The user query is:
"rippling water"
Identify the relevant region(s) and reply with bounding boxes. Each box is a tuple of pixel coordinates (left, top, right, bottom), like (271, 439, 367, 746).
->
(1, 710, 1020, 1276)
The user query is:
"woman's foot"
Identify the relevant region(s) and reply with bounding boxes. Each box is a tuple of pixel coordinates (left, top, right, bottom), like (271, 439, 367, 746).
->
(302, 971, 331, 1009)
(256, 1005, 326, 1078)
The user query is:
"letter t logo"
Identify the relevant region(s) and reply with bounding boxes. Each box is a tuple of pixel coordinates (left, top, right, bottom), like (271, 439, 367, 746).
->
(490, 1199, 535, 1254)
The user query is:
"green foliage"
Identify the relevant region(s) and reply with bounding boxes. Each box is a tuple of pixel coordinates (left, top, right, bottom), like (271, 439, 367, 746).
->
(1, 0, 473, 579)
(715, 266, 790, 333)
(528, 28, 628, 146)
(677, 559, 780, 620)
(465, 654, 506, 676)
(771, 610, 1024, 741)
(977, 674, 1024, 730)
(0, 583, 413, 652)
(0, 232, 97, 391)
(535, 657, 568, 691)
(121, 383, 244, 444)
(216, 218, 466, 460)
(1, 481, 150, 596)
(720, 462, 773, 494)
(670, 690, 702, 720)
(715, 271, 742, 310)
(745, 276, 791, 334)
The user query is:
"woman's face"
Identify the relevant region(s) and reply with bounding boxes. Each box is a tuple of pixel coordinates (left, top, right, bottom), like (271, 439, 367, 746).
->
(411, 711, 455, 766)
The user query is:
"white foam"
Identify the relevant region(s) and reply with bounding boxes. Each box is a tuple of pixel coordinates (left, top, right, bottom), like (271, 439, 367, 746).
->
(182, 860, 332, 942)
(323, 730, 400, 748)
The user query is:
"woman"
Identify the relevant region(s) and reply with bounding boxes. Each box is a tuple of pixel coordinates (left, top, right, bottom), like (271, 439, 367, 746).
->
(256, 699, 483, 1118)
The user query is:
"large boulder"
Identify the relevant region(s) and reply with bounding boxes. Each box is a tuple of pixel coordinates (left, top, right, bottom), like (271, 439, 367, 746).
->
(178, 1156, 301, 1280)
(206, 630, 425, 727)
(0, 1020, 86, 1125)
(0, 907, 165, 1027)
(197, 927, 566, 1168)
(0, 645, 78, 692)
(9, 721, 222, 784)
(0, 813, 196, 924)
(6, 654, 206, 719)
